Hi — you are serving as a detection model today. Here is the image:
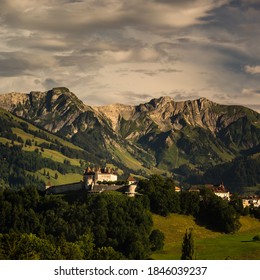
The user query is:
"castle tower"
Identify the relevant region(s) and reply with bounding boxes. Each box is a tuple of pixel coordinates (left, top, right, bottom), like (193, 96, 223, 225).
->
(83, 168, 96, 190)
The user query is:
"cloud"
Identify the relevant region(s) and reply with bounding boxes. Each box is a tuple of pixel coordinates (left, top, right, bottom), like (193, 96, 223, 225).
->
(117, 91, 153, 104)
(242, 88, 260, 96)
(0, 0, 259, 111)
(42, 78, 60, 89)
(0, 0, 229, 36)
(244, 104, 260, 113)
(172, 93, 200, 101)
(0, 51, 56, 77)
(244, 65, 260, 74)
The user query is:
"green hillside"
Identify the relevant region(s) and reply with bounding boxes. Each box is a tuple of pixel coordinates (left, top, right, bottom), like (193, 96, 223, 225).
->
(0, 108, 87, 188)
(152, 213, 260, 260)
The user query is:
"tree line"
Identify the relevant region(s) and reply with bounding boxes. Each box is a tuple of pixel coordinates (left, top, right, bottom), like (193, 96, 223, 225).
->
(0, 187, 164, 260)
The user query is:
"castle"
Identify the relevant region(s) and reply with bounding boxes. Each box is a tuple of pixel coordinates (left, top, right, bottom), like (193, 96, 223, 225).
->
(45, 167, 137, 197)
(83, 166, 118, 188)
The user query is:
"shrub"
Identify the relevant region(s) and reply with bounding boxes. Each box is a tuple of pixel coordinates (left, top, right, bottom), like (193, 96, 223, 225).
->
(252, 234, 260, 241)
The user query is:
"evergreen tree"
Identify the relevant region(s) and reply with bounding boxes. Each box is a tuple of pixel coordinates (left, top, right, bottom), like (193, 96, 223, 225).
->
(181, 228, 195, 260)
(149, 229, 165, 251)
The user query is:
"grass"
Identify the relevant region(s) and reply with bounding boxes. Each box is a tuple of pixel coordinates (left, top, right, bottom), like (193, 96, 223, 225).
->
(12, 127, 49, 145)
(39, 148, 81, 166)
(107, 143, 167, 177)
(0, 107, 82, 152)
(28, 168, 83, 186)
(0, 137, 10, 145)
(152, 213, 260, 260)
(22, 145, 82, 166)
(7, 108, 83, 151)
(108, 144, 145, 171)
(12, 127, 83, 152)
(4, 128, 83, 167)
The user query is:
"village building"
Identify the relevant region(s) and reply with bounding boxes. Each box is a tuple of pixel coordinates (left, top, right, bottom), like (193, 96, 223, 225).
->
(212, 183, 230, 201)
(188, 183, 230, 200)
(242, 196, 260, 208)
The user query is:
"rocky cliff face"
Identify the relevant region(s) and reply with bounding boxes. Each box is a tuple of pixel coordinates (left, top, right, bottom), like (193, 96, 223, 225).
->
(95, 96, 254, 137)
(0, 87, 102, 135)
(0, 88, 259, 172)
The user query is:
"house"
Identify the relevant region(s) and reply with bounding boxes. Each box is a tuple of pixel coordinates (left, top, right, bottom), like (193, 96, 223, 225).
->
(242, 196, 260, 208)
(188, 183, 230, 200)
(213, 183, 230, 201)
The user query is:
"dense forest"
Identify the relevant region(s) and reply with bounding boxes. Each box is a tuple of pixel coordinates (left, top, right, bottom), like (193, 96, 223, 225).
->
(0, 188, 154, 259)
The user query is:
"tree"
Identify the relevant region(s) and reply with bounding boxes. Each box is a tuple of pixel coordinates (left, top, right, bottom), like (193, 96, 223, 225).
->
(149, 229, 165, 251)
(76, 231, 95, 259)
(181, 228, 195, 260)
(198, 194, 241, 233)
(93, 246, 126, 260)
(54, 173, 58, 180)
(253, 234, 260, 242)
(63, 159, 71, 165)
(180, 191, 200, 216)
(229, 193, 244, 215)
(139, 175, 180, 216)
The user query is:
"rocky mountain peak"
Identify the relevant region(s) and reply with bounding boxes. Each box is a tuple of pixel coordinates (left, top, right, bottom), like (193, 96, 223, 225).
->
(0, 92, 28, 111)
(148, 96, 173, 108)
(95, 103, 135, 130)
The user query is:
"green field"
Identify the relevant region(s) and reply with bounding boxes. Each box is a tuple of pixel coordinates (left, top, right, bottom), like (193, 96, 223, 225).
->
(152, 214, 260, 260)
(28, 168, 83, 186)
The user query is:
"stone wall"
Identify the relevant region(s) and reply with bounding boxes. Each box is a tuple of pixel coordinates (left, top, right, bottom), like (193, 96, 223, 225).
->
(46, 182, 83, 194)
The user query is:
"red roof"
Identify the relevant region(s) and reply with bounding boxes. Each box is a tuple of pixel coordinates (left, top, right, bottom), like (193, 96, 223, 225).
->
(127, 176, 136, 182)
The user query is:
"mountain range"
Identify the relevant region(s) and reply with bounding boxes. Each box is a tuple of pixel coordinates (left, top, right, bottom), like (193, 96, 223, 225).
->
(0, 87, 259, 192)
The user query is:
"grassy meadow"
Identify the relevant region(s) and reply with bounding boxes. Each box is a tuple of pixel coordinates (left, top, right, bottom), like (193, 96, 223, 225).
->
(152, 214, 260, 260)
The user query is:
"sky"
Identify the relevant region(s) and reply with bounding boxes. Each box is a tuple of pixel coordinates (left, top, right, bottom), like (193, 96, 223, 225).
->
(0, 0, 260, 111)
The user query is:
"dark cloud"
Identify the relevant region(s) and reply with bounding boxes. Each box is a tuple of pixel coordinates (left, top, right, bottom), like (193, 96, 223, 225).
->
(0, 53, 30, 77)
(42, 78, 60, 89)
(230, 0, 260, 10)
(0, 51, 52, 77)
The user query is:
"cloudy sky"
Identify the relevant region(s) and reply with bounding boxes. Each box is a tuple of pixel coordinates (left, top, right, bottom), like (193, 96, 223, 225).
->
(0, 0, 260, 111)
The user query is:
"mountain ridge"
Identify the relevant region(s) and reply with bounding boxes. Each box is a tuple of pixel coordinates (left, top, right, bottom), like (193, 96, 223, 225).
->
(0, 87, 259, 179)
